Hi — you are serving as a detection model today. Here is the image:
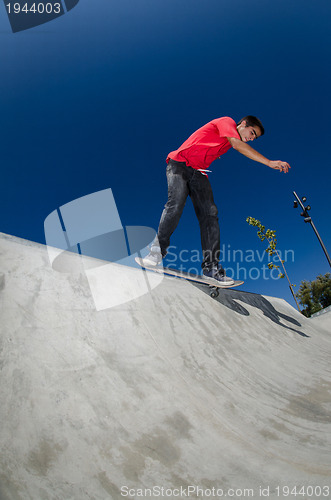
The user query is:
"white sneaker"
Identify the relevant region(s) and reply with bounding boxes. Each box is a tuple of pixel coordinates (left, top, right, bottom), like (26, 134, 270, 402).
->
(141, 246, 163, 266)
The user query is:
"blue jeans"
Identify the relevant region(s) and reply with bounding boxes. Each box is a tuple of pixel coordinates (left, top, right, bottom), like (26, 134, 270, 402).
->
(157, 159, 221, 271)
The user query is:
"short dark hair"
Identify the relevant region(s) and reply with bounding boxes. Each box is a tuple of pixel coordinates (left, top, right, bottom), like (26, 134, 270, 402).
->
(237, 115, 265, 136)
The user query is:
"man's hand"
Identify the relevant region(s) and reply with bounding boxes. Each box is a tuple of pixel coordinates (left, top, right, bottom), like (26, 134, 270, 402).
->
(268, 160, 291, 173)
(227, 137, 291, 173)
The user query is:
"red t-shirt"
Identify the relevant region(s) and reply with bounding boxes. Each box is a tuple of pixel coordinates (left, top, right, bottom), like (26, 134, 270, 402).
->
(167, 116, 240, 172)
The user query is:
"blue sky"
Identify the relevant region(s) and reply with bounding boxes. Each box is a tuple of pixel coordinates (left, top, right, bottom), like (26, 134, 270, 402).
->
(1, 0, 330, 309)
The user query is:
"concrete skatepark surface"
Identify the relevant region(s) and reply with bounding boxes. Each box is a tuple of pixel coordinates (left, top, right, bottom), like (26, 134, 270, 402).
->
(0, 232, 330, 500)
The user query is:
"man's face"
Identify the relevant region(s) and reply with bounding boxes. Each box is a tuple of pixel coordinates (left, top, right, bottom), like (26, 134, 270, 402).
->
(237, 121, 262, 143)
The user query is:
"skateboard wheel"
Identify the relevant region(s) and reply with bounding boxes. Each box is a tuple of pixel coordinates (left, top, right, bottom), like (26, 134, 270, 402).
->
(210, 289, 219, 299)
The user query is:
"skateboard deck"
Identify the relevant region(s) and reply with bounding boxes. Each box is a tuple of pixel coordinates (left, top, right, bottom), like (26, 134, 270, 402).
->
(135, 257, 244, 298)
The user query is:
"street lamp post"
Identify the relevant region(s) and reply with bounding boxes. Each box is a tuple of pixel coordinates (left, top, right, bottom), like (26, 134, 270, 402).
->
(293, 191, 331, 268)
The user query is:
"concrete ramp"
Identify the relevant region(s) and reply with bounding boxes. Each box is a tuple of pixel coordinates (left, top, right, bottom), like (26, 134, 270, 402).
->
(0, 233, 330, 500)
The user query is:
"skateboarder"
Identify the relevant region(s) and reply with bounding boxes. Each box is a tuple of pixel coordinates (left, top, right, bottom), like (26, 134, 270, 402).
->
(143, 116, 290, 285)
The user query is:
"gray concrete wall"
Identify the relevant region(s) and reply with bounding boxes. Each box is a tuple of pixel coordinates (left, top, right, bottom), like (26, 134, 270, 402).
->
(310, 305, 331, 333)
(0, 233, 330, 500)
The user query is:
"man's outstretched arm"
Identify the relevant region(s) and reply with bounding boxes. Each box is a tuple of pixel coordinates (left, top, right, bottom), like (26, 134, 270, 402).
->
(227, 137, 290, 173)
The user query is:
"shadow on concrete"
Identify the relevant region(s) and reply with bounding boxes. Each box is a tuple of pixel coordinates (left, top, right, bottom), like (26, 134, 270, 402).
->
(193, 283, 310, 338)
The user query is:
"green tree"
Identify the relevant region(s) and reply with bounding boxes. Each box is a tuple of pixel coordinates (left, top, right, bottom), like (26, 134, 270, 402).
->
(296, 273, 331, 317)
(246, 216, 301, 312)
(246, 217, 283, 277)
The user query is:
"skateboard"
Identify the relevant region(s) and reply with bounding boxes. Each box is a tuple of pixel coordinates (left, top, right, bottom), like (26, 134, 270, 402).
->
(135, 257, 244, 298)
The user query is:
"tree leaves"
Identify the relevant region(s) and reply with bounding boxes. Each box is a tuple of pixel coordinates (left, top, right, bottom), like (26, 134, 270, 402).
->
(296, 273, 331, 317)
(246, 217, 283, 278)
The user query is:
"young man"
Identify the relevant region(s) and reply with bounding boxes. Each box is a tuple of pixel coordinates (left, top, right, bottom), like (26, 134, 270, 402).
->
(143, 116, 290, 285)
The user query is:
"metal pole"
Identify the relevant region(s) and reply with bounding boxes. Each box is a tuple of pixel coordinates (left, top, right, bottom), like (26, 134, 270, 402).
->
(274, 248, 301, 312)
(293, 191, 331, 268)
(309, 219, 331, 268)
(293, 191, 306, 211)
